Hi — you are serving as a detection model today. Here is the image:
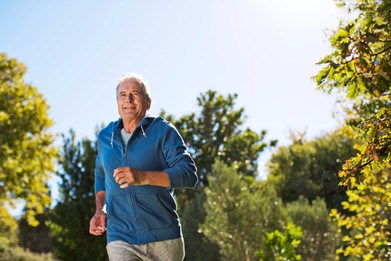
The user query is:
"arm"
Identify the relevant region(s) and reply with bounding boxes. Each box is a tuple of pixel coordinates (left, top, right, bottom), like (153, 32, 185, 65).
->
(113, 121, 198, 189)
(113, 167, 170, 188)
(90, 149, 107, 235)
(89, 190, 107, 235)
(161, 123, 198, 188)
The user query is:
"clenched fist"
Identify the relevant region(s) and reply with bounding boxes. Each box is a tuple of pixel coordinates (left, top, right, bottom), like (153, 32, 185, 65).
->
(113, 167, 145, 188)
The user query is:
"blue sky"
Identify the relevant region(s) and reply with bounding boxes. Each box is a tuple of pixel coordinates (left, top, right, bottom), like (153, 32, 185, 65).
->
(1, 0, 346, 212)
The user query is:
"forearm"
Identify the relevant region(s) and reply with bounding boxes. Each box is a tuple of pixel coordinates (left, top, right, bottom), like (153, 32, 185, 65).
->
(142, 170, 170, 188)
(90, 190, 107, 235)
(113, 167, 170, 188)
(95, 190, 106, 213)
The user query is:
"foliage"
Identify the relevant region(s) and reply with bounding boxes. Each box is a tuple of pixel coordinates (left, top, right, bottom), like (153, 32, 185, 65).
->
(19, 211, 52, 253)
(200, 161, 287, 261)
(0, 206, 18, 245)
(162, 90, 274, 188)
(330, 167, 391, 260)
(0, 238, 55, 261)
(181, 192, 220, 261)
(267, 132, 357, 213)
(0, 52, 57, 226)
(48, 130, 107, 261)
(256, 222, 302, 261)
(286, 197, 340, 261)
(162, 90, 274, 260)
(314, 0, 391, 187)
(314, 0, 391, 258)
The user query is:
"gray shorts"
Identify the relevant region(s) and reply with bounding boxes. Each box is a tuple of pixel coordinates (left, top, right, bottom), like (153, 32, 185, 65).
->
(106, 238, 184, 261)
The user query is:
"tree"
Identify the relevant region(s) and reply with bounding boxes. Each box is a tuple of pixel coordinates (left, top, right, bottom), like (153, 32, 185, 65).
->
(162, 90, 274, 188)
(0, 206, 18, 245)
(19, 211, 52, 253)
(314, 0, 391, 258)
(180, 192, 220, 261)
(162, 90, 275, 260)
(200, 161, 287, 261)
(0, 53, 57, 226)
(267, 131, 357, 212)
(200, 159, 340, 261)
(286, 197, 340, 261)
(48, 130, 107, 261)
(314, 0, 390, 187)
(330, 167, 390, 260)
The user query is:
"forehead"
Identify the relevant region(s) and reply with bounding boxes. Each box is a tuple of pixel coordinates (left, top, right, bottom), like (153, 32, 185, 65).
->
(118, 79, 141, 93)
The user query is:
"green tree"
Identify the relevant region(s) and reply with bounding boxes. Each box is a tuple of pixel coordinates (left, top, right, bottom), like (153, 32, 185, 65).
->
(48, 130, 107, 261)
(0, 53, 57, 226)
(19, 211, 52, 253)
(200, 161, 287, 261)
(314, 0, 391, 258)
(267, 132, 357, 212)
(162, 90, 274, 188)
(286, 197, 340, 261)
(180, 192, 220, 261)
(314, 0, 390, 187)
(162, 90, 274, 260)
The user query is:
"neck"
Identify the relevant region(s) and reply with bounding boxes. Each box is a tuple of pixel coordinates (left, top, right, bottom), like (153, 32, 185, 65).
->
(122, 117, 144, 133)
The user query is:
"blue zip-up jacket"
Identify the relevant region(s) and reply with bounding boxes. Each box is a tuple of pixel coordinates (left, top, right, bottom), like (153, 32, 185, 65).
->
(94, 116, 198, 245)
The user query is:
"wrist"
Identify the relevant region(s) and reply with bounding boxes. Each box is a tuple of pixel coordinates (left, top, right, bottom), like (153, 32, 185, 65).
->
(95, 206, 106, 216)
(136, 169, 148, 185)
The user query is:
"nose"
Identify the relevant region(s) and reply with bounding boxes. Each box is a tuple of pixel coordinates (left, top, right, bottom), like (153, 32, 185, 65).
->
(125, 94, 134, 103)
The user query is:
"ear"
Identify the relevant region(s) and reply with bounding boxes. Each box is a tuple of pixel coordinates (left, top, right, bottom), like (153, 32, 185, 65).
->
(146, 97, 152, 110)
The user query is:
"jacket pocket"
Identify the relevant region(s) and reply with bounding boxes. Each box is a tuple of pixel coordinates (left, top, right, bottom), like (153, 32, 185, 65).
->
(134, 193, 176, 231)
(107, 194, 135, 232)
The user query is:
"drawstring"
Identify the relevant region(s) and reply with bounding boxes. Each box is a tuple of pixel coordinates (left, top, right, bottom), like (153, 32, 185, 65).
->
(111, 124, 146, 148)
(111, 123, 146, 149)
(110, 125, 114, 148)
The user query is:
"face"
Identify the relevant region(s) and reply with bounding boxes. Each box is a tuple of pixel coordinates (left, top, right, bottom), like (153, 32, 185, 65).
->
(117, 80, 151, 123)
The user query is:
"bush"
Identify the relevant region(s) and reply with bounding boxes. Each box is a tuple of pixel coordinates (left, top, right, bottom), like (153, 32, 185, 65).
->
(0, 239, 55, 261)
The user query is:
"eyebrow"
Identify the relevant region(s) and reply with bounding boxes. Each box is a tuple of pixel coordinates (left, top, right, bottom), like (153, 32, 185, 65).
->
(119, 90, 141, 95)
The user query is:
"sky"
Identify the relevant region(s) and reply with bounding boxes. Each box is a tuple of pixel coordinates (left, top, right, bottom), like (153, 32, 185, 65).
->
(1, 0, 347, 213)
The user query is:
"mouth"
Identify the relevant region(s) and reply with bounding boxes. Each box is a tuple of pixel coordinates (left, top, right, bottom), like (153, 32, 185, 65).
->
(123, 105, 136, 110)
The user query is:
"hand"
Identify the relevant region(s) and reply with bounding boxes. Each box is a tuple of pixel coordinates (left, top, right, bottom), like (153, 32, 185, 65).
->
(113, 167, 145, 188)
(89, 211, 107, 236)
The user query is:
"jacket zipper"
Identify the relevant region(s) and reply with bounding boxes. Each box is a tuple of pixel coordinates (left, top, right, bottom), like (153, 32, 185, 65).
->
(113, 135, 127, 157)
(114, 126, 140, 157)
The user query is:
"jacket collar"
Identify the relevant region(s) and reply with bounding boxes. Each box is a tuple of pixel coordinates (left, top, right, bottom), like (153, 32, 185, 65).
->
(112, 115, 154, 139)
(114, 115, 154, 130)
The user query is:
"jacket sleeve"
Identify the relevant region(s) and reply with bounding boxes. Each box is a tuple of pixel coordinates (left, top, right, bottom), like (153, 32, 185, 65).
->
(94, 154, 106, 193)
(162, 123, 198, 189)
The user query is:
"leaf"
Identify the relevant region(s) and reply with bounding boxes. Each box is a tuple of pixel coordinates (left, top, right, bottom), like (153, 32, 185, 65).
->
(346, 82, 357, 98)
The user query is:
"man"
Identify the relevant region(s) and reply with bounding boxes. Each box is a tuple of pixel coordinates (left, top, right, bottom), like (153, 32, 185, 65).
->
(89, 72, 198, 261)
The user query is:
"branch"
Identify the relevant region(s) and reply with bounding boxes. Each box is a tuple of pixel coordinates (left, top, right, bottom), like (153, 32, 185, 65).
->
(373, 45, 391, 56)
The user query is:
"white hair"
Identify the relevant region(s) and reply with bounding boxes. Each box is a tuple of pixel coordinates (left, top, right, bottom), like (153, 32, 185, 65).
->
(116, 72, 151, 101)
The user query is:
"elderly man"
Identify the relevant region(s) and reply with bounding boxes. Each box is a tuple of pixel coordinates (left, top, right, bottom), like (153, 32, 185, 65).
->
(89, 72, 198, 261)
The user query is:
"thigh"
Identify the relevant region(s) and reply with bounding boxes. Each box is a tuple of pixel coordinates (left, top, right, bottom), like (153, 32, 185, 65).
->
(146, 237, 185, 261)
(106, 240, 144, 261)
